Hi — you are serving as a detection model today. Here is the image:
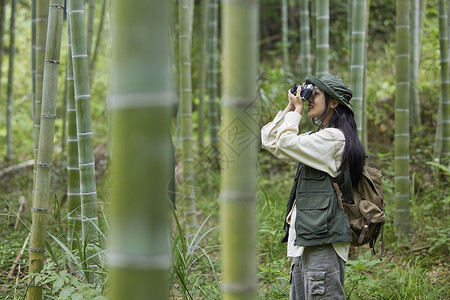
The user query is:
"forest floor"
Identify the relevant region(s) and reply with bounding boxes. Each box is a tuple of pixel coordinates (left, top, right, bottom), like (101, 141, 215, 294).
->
(0, 148, 449, 299)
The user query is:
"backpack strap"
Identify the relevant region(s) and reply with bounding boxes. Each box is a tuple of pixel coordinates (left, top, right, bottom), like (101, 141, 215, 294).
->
(332, 182, 344, 210)
(358, 212, 373, 244)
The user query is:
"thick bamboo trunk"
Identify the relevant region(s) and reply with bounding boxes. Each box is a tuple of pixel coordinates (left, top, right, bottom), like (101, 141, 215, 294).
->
(27, 1, 65, 298)
(221, 0, 259, 299)
(68, 0, 99, 283)
(179, 0, 197, 233)
(394, 0, 410, 237)
(350, 0, 367, 139)
(6, 0, 16, 160)
(66, 5, 81, 251)
(109, 1, 171, 299)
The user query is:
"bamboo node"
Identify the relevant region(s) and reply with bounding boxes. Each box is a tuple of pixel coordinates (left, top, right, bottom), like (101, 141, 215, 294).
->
(49, 4, 65, 9)
(81, 191, 97, 196)
(45, 60, 60, 64)
(69, 9, 84, 14)
(72, 54, 88, 58)
(27, 282, 43, 287)
(67, 192, 81, 196)
(29, 247, 46, 253)
(37, 163, 52, 168)
(41, 114, 56, 119)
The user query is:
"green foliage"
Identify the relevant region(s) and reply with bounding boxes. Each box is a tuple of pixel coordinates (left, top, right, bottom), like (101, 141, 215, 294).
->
(257, 154, 295, 299)
(346, 254, 448, 299)
(345, 251, 381, 299)
(425, 224, 450, 254)
(170, 207, 221, 299)
(25, 261, 107, 300)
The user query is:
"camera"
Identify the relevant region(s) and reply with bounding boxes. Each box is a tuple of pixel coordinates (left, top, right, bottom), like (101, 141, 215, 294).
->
(290, 83, 314, 101)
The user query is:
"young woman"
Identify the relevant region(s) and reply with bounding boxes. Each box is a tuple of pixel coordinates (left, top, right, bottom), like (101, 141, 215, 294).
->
(261, 74, 365, 299)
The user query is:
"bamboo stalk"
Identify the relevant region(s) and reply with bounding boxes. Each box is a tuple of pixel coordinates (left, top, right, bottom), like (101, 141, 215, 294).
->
(0, 0, 5, 105)
(315, 0, 329, 76)
(299, 0, 311, 80)
(198, 0, 209, 150)
(282, 0, 289, 74)
(208, 0, 219, 153)
(394, 0, 410, 237)
(6, 0, 17, 161)
(347, 0, 353, 67)
(350, 0, 367, 139)
(179, 0, 197, 234)
(438, 0, 450, 162)
(33, 0, 50, 174)
(109, 0, 172, 298)
(68, 0, 100, 283)
(221, 0, 259, 299)
(66, 2, 81, 251)
(410, 0, 422, 130)
(31, 0, 36, 140)
(86, 0, 94, 60)
(89, 0, 107, 76)
(28, 1, 65, 298)
(311, 0, 317, 74)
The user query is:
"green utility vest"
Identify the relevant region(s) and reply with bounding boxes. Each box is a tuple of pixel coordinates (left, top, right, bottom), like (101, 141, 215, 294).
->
(282, 163, 353, 246)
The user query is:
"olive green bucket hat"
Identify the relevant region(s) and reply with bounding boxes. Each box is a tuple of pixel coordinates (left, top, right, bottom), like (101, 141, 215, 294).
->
(305, 74, 353, 110)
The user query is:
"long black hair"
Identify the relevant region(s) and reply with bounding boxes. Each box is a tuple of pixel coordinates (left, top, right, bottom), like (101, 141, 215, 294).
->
(313, 94, 365, 186)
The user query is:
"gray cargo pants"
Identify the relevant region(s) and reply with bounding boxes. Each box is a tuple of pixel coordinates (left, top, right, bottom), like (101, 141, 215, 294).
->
(289, 244, 346, 299)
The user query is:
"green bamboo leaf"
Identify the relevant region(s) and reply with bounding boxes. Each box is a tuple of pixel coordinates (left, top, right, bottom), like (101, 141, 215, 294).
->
(48, 232, 78, 263)
(60, 286, 75, 298)
(72, 293, 83, 300)
(52, 277, 64, 292)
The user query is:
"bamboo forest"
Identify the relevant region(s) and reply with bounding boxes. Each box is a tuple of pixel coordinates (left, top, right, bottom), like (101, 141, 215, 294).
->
(1, 0, 449, 299)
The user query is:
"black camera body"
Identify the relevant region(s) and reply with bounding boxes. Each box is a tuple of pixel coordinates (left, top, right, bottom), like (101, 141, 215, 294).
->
(290, 83, 314, 101)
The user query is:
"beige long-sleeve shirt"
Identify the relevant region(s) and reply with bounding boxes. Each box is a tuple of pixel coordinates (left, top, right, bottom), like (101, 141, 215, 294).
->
(261, 110, 350, 261)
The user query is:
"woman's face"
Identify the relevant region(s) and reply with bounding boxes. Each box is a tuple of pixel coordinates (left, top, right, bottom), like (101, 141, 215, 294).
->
(306, 88, 327, 118)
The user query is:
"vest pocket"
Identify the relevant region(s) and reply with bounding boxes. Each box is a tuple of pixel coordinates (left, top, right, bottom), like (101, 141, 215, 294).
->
(295, 191, 333, 240)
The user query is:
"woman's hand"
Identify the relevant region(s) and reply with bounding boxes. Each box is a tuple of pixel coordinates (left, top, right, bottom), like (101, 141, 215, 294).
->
(283, 93, 295, 114)
(288, 88, 304, 115)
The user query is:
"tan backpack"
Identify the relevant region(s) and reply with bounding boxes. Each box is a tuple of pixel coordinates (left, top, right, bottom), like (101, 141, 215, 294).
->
(333, 165, 386, 254)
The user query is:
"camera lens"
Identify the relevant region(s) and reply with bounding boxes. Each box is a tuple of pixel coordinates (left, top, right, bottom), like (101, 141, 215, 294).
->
(290, 84, 299, 94)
